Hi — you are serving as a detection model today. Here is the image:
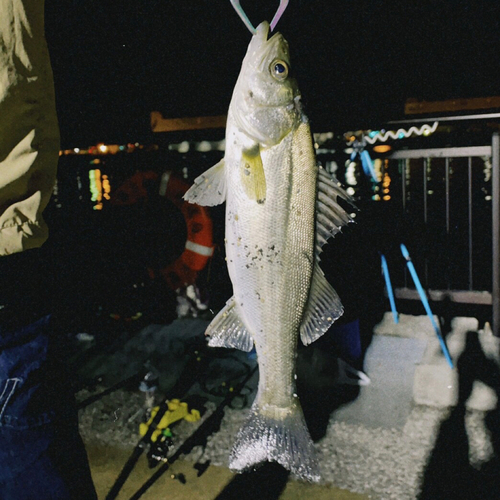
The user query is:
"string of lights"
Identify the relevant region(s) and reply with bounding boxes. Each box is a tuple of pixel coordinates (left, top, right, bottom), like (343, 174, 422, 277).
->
(363, 121, 439, 144)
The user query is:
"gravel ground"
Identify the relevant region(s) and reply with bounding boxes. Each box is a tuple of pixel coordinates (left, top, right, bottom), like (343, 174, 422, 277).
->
(185, 404, 448, 499)
(77, 384, 496, 499)
(75, 318, 499, 499)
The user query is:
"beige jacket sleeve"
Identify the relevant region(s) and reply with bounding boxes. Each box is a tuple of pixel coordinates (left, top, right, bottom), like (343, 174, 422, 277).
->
(0, 0, 59, 256)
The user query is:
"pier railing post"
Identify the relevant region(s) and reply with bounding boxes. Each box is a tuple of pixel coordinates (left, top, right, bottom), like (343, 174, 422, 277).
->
(492, 132, 500, 336)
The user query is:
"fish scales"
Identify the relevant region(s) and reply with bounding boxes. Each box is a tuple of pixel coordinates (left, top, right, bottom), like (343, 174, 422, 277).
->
(184, 21, 354, 481)
(226, 120, 316, 409)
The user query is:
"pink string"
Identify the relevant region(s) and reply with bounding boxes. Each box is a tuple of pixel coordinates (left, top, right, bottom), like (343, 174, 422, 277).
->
(270, 0, 289, 31)
(230, 0, 290, 34)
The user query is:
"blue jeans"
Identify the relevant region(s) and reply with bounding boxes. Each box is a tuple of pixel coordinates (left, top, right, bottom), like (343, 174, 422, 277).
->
(0, 315, 97, 499)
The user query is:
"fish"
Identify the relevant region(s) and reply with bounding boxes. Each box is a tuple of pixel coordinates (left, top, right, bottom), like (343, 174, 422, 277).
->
(184, 21, 354, 481)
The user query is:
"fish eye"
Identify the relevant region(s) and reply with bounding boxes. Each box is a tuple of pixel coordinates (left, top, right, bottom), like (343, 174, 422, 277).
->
(270, 59, 289, 81)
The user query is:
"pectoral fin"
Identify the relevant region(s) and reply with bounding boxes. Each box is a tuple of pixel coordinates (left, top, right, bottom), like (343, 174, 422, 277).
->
(183, 159, 227, 206)
(206, 297, 254, 352)
(300, 263, 343, 345)
(240, 146, 266, 204)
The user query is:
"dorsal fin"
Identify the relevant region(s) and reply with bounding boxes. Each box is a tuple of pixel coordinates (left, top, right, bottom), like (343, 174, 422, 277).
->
(315, 167, 355, 256)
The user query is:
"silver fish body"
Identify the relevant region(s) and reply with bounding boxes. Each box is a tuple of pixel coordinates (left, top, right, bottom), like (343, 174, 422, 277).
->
(185, 22, 353, 481)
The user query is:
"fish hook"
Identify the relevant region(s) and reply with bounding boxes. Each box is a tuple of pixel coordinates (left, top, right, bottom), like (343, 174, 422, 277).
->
(230, 0, 289, 35)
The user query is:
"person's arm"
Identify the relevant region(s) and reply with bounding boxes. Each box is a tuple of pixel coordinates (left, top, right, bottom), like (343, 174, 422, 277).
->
(0, 0, 59, 256)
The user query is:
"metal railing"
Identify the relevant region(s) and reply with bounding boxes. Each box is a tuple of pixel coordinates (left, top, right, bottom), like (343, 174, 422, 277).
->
(388, 133, 499, 335)
(492, 133, 499, 336)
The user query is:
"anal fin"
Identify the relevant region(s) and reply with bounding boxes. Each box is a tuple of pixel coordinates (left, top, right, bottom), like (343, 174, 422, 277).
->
(206, 297, 254, 352)
(300, 263, 343, 346)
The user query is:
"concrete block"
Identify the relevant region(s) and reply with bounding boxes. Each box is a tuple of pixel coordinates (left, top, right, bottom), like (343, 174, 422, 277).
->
(373, 312, 436, 339)
(413, 364, 458, 408)
(334, 335, 427, 429)
(413, 318, 500, 411)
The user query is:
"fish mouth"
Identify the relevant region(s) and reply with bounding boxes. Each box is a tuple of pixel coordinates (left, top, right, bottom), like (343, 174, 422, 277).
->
(255, 21, 283, 47)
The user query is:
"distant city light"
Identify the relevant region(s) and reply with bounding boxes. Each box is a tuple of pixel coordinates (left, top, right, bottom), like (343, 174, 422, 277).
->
(59, 143, 159, 156)
(373, 145, 392, 153)
(102, 174, 111, 200)
(89, 169, 103, 210)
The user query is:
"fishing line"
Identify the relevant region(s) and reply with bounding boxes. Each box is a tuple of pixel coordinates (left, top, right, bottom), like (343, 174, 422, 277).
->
(230, 0, 289, 34)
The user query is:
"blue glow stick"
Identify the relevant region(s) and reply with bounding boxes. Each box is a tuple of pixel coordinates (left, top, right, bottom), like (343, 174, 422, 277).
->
(361, 150, 378, 182)
(400, 244, 454, 369)
(360, 150, 371, 176)
(381, 254, 399, 324)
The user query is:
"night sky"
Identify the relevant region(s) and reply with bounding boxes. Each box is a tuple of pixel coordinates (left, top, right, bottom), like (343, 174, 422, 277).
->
(45, 1, 500, 148)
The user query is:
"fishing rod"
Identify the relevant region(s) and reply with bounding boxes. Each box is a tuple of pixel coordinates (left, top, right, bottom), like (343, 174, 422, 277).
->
(105, 340, 212, 500)
(77, 331, 209, 411)
(105, 392, 195, 500)
(76, 371, 145, 410)
(128, 362, 258, 500)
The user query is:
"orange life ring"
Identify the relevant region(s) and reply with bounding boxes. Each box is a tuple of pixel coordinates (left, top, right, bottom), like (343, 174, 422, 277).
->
(111, 170, 214, 291)
(111, 170, 159, 206)
(157, 171, 214, 290)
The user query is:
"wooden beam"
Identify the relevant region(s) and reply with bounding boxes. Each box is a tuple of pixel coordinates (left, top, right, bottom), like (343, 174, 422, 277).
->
(405, 96, 500, 115)
(150, 111, 227, 132)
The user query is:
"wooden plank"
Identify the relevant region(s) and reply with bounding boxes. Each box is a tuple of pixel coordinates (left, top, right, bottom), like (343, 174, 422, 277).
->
(405, 96, 500, 115)
(151, 111, 227, 132)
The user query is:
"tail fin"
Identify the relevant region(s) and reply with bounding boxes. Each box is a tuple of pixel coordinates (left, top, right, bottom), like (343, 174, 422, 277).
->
(229, 400, 320, 482)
